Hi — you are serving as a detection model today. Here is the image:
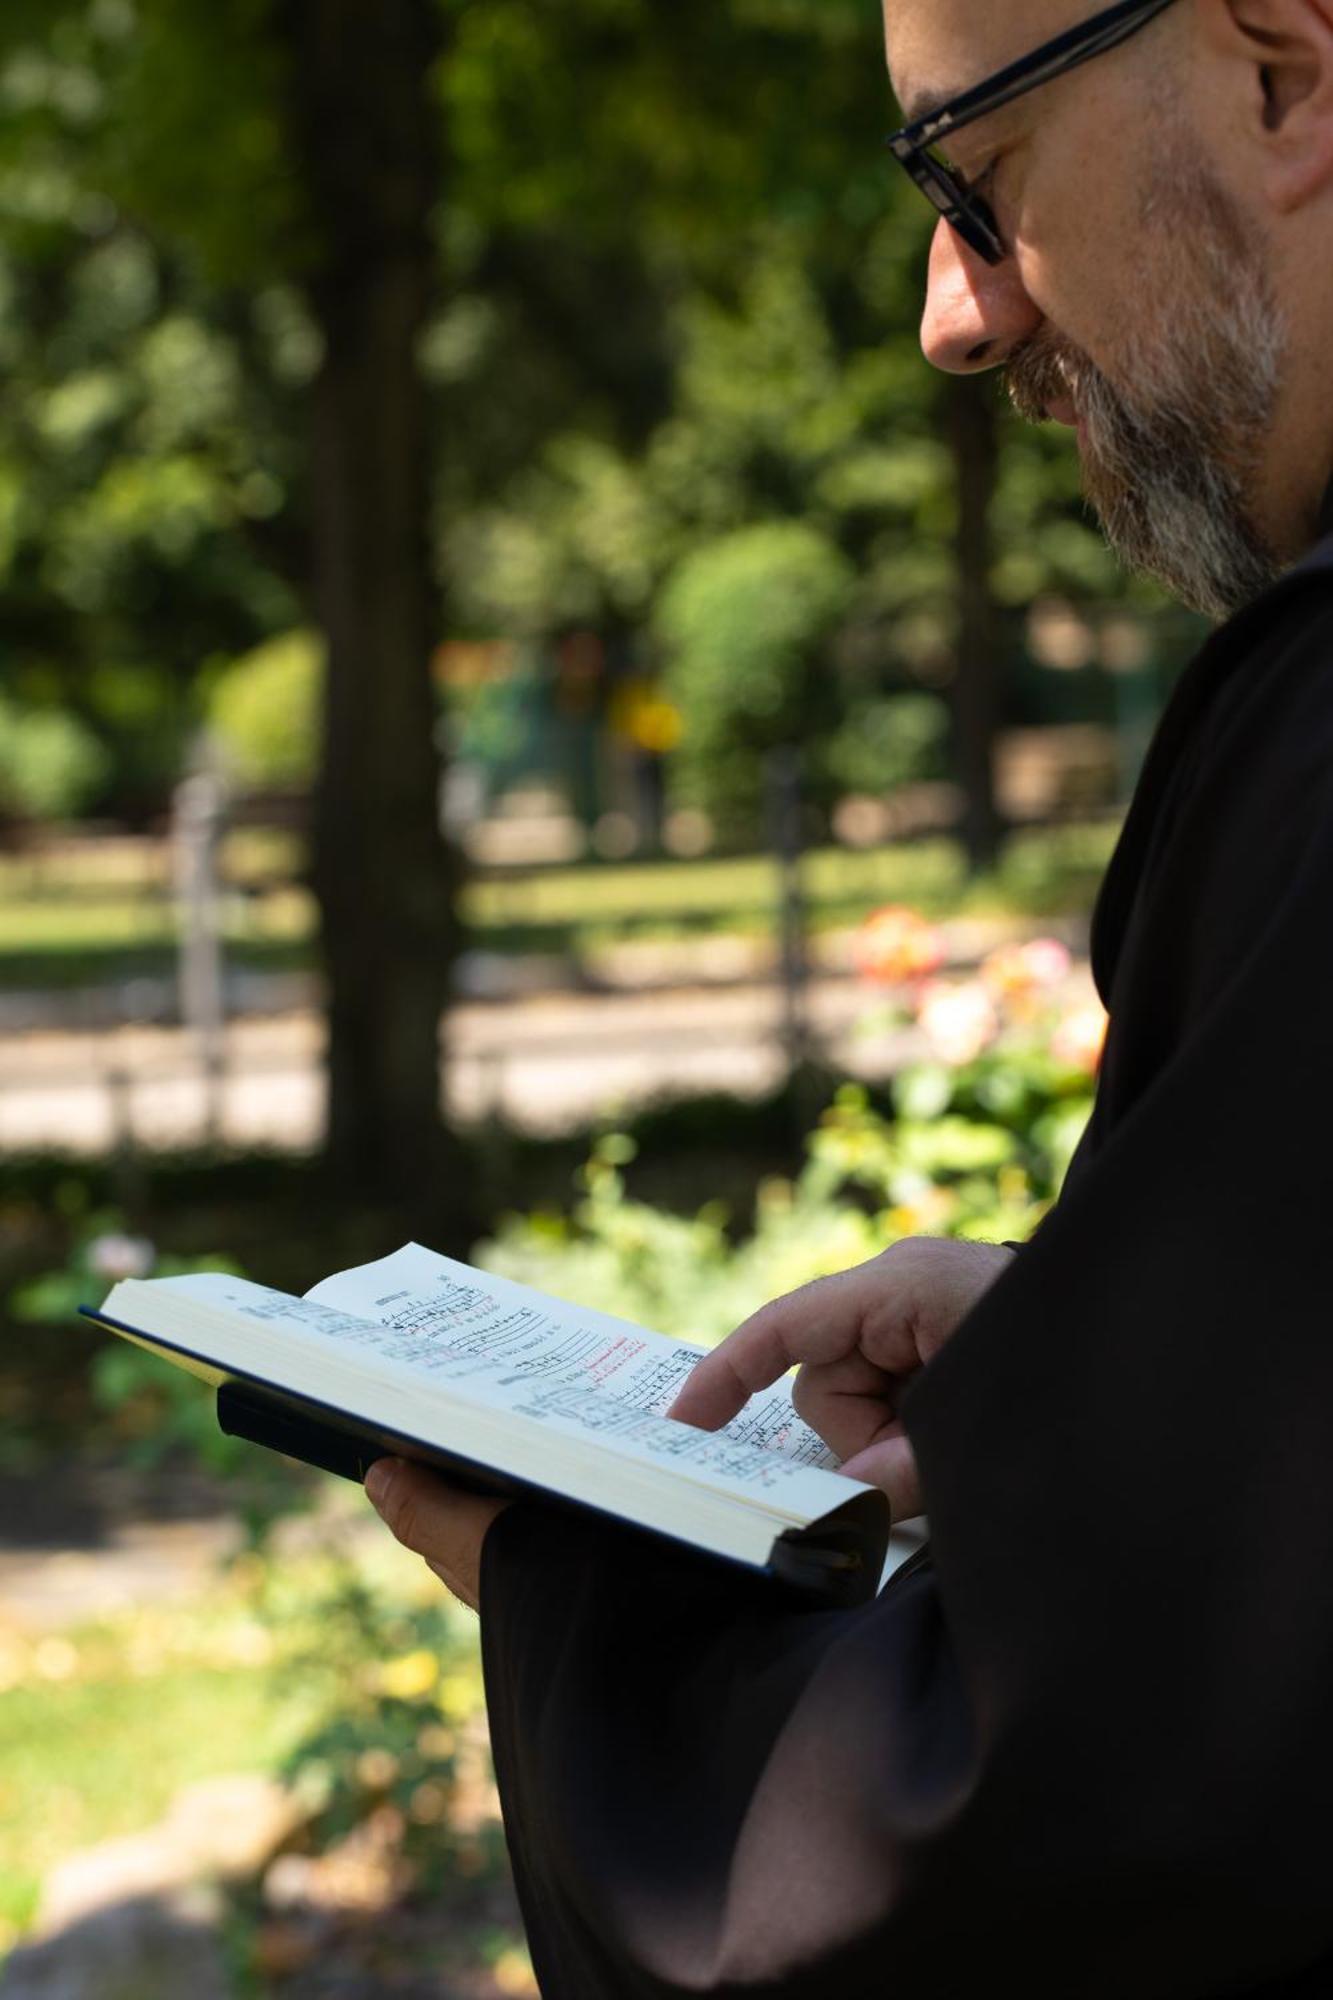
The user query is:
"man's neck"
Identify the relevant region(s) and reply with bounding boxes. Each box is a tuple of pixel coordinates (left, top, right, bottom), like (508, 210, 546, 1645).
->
(1318, 472, 1333, 544)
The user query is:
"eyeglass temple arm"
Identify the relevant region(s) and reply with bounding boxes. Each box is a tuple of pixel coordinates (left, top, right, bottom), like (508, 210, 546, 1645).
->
(901, 0, 1180, 150)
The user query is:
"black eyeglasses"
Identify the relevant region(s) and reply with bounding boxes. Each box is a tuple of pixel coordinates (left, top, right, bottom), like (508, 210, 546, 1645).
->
(887, 0, 1181, 265)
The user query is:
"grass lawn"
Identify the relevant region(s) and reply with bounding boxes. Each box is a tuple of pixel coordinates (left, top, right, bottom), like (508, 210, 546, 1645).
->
(0, 1655, 323, 1938)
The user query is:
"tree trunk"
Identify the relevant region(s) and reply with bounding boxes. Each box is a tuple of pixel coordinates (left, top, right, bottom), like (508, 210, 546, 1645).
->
(945, 373, 1004, 873)
(286, 0, 458, 1211)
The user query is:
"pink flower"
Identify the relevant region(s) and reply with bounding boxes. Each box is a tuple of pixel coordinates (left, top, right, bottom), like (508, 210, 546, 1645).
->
(980, 937, 1072, 1002)
(854, 906, 945, 987)
(916, 979, 1000, 1066)
(88, 1234, 155, 1281)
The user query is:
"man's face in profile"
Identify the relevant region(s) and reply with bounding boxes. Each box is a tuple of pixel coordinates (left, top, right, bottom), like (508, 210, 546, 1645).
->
(884, 0, 1288, 619)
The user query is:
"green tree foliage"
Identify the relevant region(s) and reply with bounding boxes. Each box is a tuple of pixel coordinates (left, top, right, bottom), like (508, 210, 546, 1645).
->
(0, 0, 1168, 832)
(433, 11, 1168, 853)
(822, 693, 952, 801)
(0, 0, 304, 818)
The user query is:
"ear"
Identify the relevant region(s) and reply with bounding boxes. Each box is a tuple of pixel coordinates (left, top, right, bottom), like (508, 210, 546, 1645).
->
(1197, 0, 1333, 212)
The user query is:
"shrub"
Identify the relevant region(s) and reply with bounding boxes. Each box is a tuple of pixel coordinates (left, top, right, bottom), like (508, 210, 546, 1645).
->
(207, 628, 324, 791)
(0, 700, 111, 821)
(478, 925, 1101, 1340)
(657, 522, 854, 841)
(477, 1067, 1091, 1347)
(9, 1217, 249, 1474)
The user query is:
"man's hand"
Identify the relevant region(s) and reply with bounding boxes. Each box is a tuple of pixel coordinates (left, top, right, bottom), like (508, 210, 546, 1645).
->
(364, 1458, 510, 1613)
(667, 1237, 1019, 1523)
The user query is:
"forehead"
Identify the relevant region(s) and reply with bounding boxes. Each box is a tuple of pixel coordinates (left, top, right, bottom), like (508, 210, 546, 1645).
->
(883, 0, 1065, 120)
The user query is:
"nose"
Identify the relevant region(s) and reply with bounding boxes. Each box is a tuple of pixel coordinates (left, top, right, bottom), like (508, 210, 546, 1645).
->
(920, 218, 1043, 373)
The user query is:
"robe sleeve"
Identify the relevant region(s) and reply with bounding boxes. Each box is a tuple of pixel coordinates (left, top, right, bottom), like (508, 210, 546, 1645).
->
(478, 612, 1333, 2000)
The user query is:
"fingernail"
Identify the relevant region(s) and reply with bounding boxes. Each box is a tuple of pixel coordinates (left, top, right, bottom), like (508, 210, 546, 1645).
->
(365, 1458, 397, 1506)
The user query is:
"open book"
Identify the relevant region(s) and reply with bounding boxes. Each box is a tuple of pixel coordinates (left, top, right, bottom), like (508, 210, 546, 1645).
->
(83, 1242, 889, 1605)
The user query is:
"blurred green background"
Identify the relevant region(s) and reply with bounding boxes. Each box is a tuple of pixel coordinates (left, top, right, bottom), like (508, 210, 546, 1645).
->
(0, 1, 1195, 1992)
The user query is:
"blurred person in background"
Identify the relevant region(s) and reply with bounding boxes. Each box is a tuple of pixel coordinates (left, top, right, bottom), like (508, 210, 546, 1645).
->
(369, 1, 1333, 1992)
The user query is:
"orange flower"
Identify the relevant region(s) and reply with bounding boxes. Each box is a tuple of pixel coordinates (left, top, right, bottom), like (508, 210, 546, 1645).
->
(1051, 1000, 1109, 1075)
(854, 905, 945, 986)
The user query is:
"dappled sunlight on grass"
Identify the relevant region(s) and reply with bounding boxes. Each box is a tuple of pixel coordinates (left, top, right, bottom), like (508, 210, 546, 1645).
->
(0, 1509, 515, 1977)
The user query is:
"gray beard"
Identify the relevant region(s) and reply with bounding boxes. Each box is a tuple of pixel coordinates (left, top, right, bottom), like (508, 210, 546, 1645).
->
(1005, 163, 1285, 621)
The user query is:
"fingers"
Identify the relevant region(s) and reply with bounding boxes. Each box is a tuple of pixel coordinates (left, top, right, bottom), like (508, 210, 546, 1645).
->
(667, 1239, 1002, 1439)
(790, 1346, 903, 1461)
(666, 1329, 780, 1431)
(667, 1272, 871, 1432)
(365, 1458, 508, 1614)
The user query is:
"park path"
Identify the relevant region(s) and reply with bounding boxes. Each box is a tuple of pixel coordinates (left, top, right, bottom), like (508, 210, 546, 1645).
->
(0, 917, 1094, 1154)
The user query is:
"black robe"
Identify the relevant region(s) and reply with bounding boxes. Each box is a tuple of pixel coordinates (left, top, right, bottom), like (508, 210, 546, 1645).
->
(479, 530, 1333, 1999)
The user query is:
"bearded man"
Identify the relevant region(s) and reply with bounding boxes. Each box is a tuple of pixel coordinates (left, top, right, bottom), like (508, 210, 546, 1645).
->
(366, 2, 1333, 1992)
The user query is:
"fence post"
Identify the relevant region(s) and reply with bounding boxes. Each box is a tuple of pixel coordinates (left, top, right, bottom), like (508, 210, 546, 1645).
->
(172, 762, 227, 1146)
(767, 745, 811, 1071)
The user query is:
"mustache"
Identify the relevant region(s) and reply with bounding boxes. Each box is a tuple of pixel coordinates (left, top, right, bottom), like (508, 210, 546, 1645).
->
(1004, 329, 1097, 425)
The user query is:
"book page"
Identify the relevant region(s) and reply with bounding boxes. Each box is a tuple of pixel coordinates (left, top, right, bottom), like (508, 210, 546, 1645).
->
(115, 1273, 396, 1353)
(307, 1243, 839, 1471)
(107, 1260, 860, 1524)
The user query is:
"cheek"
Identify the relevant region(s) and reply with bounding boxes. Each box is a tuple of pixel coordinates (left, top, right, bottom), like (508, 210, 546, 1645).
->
(1011, 185, 1145, 378)
(1012, 101, 1154, 360)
